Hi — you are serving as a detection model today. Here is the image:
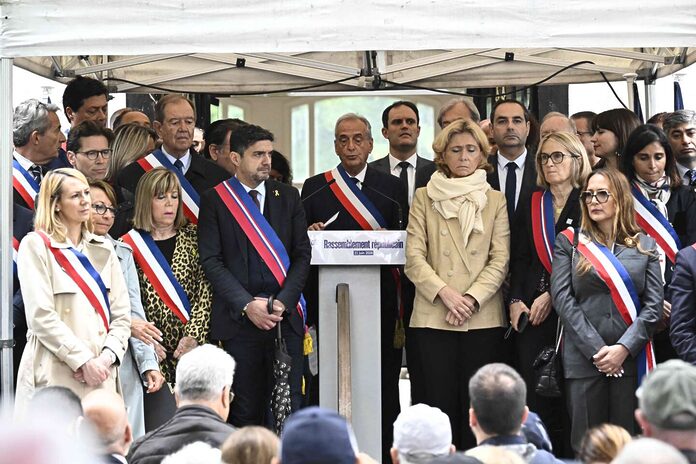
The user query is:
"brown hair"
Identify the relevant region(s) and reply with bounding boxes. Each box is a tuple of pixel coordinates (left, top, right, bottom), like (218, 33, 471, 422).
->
(578, 424, 632, 464)
(220, 426, 279, 464)
(132, 168, 187, 232)
(88, 179, 117, 206)
(535, 132, 592, 189)
(432, 119, 492, 177)
(154, 94, 196, 123)
(34, 168, 93, 242)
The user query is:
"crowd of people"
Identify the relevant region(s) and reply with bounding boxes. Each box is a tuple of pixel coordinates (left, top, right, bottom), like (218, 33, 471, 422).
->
(6, 74, 696, 463)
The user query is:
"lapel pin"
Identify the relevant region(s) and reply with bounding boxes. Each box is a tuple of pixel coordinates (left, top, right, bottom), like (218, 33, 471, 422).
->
(274, 189, 279, 197)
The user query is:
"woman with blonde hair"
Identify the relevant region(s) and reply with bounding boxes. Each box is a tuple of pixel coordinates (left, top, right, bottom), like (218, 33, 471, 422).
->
(221, 426, 279, 464)
(551, 168, 661, 451)
(15, 168, 131, 414)
(508, 131, 591, 452)
(109, 123, 158, 185)
(578, 424, 632, 464)
(405, 119, 510, 449)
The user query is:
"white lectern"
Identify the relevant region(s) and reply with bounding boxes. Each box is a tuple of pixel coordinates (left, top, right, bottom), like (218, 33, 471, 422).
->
(308, 230, 406, 460)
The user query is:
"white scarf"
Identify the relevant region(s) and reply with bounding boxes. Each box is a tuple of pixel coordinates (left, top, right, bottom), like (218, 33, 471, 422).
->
(426, 169, 490, 248)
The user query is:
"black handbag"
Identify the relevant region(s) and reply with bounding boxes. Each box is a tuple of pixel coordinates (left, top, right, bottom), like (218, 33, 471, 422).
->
(533, 323, 563, 397)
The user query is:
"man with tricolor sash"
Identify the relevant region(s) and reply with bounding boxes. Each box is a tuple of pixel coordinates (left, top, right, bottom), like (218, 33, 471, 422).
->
(301, 113, 408, 460)
(10, 203, 33, 387)
(198, 124, 311, 428)
(116, 95, 228, 229)
(12, 99, 66, 210)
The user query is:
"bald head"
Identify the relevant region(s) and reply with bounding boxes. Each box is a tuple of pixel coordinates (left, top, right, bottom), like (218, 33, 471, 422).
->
(540, 112, 575, 139)
(82, 390, 132, 456)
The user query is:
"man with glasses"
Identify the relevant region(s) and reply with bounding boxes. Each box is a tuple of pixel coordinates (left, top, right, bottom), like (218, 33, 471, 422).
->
(571, 111, 598, 167)
(66, 121, 114, 181)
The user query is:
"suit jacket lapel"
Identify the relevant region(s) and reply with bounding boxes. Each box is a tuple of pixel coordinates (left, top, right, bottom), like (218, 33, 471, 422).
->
(487, 154, 500, 190)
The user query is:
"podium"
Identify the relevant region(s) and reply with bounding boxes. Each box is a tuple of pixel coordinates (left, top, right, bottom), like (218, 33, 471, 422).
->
(308, 230, 406, 460)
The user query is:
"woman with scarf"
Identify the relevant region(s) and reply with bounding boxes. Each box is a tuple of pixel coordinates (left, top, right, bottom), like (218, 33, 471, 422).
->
(551, 168, 661, 451)
(508, 132, 592, 454)
(620, 124, 696, 361)
(405, 119, 510, 450)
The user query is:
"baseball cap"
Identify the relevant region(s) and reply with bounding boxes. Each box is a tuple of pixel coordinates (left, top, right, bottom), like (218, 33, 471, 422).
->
(393, 404, 452, 458)
(637, 359, 696, 430)
(280, 407, 358, 464)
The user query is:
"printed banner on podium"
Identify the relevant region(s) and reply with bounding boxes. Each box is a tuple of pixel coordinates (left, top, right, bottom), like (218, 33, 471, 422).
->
(308, 230, 406, 265)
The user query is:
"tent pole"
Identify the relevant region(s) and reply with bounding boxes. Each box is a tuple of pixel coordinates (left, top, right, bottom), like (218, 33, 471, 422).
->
(624, 73, 637, 110)
(644, 80, 656, 120)
(0, 58, 14, 409)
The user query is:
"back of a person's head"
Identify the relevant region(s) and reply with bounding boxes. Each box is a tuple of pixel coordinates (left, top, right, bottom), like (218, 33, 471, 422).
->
(465, 446, 525, 464)
(469, 363, 526, 436)
(280, 407, 358, 464)
(392, 404, 452, 463)
(638, 359, 696, 433)
(429, 452, 483, 464)
(578, 424, 632, 464)
(26, 386, 83, 431)
(161, 442, 222, 464)
(221, 426, 279, 464)
(611, 438, 687, 464)
(175, 344, 236, 403)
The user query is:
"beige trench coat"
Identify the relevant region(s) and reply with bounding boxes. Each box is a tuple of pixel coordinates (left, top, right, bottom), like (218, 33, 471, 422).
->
(15, 231, 131, 415)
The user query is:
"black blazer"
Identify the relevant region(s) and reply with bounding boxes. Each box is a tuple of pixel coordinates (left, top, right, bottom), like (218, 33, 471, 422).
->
(670, 245, 696, 364)
(369, 154, 437, 191)
(13, 203, 33, 293)
(509, 188, 581, 306)
(198, 180, 311, 338)
(487, 152, 538, 225)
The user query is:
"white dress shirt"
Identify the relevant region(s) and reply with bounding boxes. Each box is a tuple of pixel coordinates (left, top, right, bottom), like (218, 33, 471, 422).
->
(388, 153, 417, 206)
(238, 178, 266, 214)
(497, 149, 527, 209)
(161, 146, 192, 174)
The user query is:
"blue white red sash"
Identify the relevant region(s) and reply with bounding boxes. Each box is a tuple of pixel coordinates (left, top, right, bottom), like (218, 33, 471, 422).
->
(631, 184, 681, 265)
(324, 165, 387, 230)
(561, 229, 655, 383)
(531, 190, 556, 274)
(13, 159, 39, 210)
(137, 150, 200, 224)
(214, 177, 306, 325)
(121, 229, 191, 324)
(36, 231, 110, 332)
(12, 237, 19, 275)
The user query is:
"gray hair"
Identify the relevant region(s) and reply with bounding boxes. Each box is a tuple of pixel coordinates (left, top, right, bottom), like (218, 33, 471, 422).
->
(13, 99, 60, 147)
(437, 97, 481, 126)
(174, 344, 236, 402)
(334, 113, 373, 139)
(664, 110, 696, 134)
(612, 438, 687, 464)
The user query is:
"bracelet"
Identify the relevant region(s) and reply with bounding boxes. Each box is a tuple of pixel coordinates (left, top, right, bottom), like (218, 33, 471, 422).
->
(509, 298, 522, 306)
(241, 303, 250, 317)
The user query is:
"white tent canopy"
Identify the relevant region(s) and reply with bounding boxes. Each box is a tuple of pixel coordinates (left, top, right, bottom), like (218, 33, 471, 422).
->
(2, 0, 696, 93)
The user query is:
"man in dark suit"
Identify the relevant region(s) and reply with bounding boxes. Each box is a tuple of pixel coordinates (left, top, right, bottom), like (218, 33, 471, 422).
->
(113, 95, 228, 237)
(12, 99, 66, 210)
(670, 244, 696, 364)
(198, 124, 311, 427)
(12, 203, 33, 386)
(369, 100, 434, 406)
(302, 113, 408, 461)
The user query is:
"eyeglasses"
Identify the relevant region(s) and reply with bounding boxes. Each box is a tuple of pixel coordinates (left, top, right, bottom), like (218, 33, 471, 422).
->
(77, 149, 113, 160)
(580, 189, 612, 204)
(539, 151, 578, 165)
(92, 202, 117, 216)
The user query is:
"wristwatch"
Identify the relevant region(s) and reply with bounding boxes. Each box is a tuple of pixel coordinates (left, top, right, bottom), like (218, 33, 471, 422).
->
(241, 302, 250, 318)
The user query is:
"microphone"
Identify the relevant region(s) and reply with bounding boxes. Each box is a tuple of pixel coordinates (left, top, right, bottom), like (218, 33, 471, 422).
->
(363, 184, 404, 230)
(302, 178, 336, 204)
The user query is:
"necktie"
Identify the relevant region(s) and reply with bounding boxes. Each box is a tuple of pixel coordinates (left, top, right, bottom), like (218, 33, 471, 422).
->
(29, 165, 43, 184)
(505, 162, 517, 221)
(350, 177, 360, 188)
(687, 169, 696, 187)
(173, 159, 184, 172)
(249, 189, 261, 210)
(397, 161, 410, 193)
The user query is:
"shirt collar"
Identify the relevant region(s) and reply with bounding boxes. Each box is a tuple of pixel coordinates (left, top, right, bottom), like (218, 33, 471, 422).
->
(161, 146, 191, 171)
(497, 149, 527, 170)
(677, 162, 691, 179)
(388, 153, 418, 171)
(13, 151, 38, 171)
(237, 177, 267, 198)
(351, 164, 368, 184)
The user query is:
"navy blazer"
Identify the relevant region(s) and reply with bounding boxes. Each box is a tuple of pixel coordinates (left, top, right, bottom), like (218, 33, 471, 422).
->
(551, 232, 662, 378)
(669, 245, 696, 364)
(198, 180, 311, 338)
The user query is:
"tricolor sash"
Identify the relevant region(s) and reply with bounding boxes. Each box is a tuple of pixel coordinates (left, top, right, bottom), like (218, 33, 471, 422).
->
(631, 184, 681, 265)
(121, 229, 191, 324)
(12, 237, 19, 275)
(561, 229, 655, 383)
(531, 190, 556, 274)
(214, 177, 306, 325)
(137, 150, 200, 224)
(36, 231, 110, 332)
(324, 165, 387, 230)
(13, 159, 39, 210)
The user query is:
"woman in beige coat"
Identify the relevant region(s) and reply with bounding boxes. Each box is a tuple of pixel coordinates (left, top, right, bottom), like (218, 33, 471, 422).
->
(16, 168, 130, 415)
(405, 119, 510, 449)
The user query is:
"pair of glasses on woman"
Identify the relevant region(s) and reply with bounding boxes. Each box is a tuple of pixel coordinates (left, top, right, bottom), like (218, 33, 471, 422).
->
(539, 151, 578, 165)
(580, 189, 612, 204)
(92, 203, 118, 216)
